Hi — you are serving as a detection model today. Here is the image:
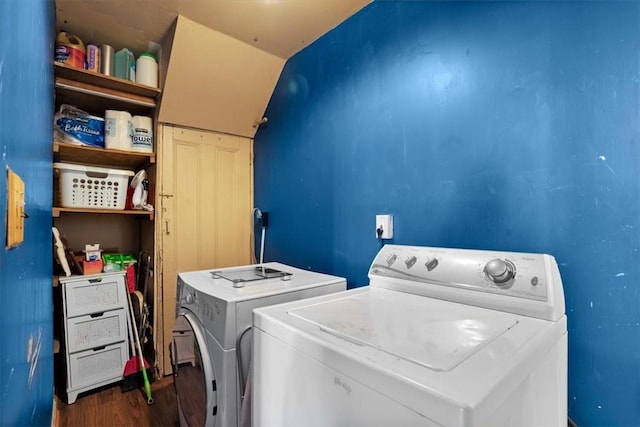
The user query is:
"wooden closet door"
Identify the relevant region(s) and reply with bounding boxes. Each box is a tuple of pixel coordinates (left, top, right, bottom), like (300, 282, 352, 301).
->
(158, 125, 253, 375)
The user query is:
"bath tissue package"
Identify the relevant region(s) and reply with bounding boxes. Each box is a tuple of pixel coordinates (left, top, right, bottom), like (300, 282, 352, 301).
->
(54, 104, 105, 148)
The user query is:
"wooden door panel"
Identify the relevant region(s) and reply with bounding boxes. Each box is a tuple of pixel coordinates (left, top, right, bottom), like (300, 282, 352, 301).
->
(174, 141, 201, 271)
(213, 145, 251, 267)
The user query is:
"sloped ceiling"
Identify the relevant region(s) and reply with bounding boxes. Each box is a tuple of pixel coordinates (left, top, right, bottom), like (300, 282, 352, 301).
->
(55, 0, 371, 59)
(158, 16, 286, 137)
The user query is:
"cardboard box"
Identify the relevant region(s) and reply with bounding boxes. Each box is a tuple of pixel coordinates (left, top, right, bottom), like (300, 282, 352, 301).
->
(84, 244, 102, 261)
(83, 260, 103, 275)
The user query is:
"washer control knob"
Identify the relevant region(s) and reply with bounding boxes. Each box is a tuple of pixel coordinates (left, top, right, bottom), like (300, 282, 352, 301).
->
(425, 258, 439, 271)
(185, 293, 195, 304)
(484, 259, 516, 284)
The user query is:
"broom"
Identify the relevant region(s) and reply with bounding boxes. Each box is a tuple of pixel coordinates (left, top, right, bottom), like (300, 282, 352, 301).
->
(123, 288, 154, 404)
(121, 291, 153, 392)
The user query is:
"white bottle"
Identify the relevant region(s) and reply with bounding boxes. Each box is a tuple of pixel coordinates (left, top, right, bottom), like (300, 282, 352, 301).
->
(135, 53, 158, 88)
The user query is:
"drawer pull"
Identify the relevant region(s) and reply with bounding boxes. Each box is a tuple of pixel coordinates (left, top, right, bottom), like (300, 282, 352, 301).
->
(89, 312, 104, 318)
(88, 278, 103, 283)
(92, 346, 106, 352)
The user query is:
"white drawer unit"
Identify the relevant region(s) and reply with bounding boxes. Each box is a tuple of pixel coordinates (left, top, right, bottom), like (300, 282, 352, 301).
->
(60, 271, 129, 404)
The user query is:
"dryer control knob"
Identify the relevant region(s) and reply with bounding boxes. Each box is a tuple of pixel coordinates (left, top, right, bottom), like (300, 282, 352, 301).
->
(185, 293, 195, 304)
(484, 259, 515, 284)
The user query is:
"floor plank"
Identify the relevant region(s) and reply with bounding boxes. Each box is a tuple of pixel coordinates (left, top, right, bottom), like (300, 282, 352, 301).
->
(55, 375, 179, 427)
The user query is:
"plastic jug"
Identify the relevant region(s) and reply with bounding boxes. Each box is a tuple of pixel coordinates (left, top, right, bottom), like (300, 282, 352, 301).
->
(135, 53, 158, 88)
(55, 31, 85, 69)
(114, 48, 135, 81)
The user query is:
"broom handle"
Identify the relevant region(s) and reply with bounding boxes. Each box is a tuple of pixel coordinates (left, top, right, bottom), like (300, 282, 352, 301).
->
(126, 289, 154, 404)
(125, 290, 136, 358)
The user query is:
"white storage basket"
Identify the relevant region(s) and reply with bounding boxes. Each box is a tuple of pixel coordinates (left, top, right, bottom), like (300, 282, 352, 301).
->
(54, 162, 134, 210)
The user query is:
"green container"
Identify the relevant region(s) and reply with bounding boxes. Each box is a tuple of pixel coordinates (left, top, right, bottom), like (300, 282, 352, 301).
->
(114, 48, 135, 81)
(102, 253, 136, 272)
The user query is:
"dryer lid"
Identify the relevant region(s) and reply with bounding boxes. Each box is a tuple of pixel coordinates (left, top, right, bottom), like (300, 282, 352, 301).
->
(210, 266, 292, 287)
(288, 290, 518, 372)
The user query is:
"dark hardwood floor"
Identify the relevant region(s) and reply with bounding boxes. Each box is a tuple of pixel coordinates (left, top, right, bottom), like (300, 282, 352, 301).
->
(54, 375, 179, 427)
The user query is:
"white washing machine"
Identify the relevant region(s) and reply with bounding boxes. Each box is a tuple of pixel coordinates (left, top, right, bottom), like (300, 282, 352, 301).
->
(252, 245, 568, 426)
(171, 262, 346, 427)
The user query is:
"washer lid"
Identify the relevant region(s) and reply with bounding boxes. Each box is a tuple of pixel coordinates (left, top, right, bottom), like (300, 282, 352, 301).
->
(289, 289, 518, 372)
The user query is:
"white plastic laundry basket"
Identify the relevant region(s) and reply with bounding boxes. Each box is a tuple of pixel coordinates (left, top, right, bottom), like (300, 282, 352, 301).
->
(54, 162, 134, 210)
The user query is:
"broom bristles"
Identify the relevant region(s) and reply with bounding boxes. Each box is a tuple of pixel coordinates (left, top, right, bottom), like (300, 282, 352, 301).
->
(121, 357, 154, 392)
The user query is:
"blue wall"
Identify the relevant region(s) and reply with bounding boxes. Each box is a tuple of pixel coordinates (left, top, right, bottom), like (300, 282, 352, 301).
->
(0, 0, 54, 425)
(254, 1, 640, 425)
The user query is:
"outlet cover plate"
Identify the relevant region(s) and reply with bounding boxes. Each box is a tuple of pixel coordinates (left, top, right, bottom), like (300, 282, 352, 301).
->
(376, 214, 393, 239)
(6, 168, 25, 248)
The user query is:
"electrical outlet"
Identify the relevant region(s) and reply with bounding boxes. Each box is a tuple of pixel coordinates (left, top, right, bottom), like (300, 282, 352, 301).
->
(375, 214, 393, 239)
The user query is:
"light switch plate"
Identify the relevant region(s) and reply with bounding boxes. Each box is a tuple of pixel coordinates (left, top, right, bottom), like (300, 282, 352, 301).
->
(6, 168, 25, 248)
(375, 214, 393, 239)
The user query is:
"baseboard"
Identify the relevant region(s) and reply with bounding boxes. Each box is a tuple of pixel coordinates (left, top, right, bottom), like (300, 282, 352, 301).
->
(51, 396, 56, 427)
(51, 393, 62, 427)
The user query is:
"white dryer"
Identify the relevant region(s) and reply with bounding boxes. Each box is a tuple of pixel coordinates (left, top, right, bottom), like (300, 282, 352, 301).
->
(171, 262, 346, 427)
(252, 245, 568, 426)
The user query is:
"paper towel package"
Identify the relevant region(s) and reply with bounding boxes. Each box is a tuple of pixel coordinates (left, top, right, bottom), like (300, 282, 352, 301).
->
(131, 115, 153, 153)
(105, 110, 132, 150)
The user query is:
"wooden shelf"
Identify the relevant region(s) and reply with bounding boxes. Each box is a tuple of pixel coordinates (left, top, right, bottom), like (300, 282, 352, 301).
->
(56, 77, 156, 107)
(54, 62, 159, 116)
(54, 62, 160, 99)
(53, 207, 154, 221)
(54, 141, 155, 170)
